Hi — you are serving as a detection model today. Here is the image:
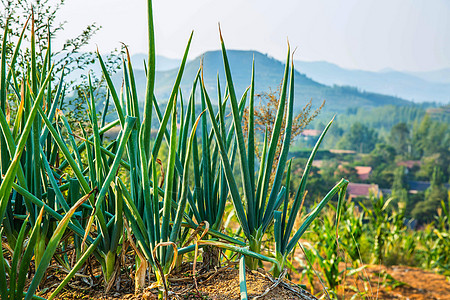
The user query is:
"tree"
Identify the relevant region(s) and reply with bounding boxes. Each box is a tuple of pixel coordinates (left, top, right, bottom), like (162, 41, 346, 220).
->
(337, 122, 378, 153)
(391, 166, 409, 214)
(390, 122, 410, 158)
(0, 0, 122, 126)
(1, 0, 101, 82)
(367, 143, 396, 166)
(243, 86, 324, 146)
(288, 158, 331, 206)
(242, 85, 324, 173)
(392, 166, 408, 193)
(411, 114, 450, 159)
(412, 167, 449, 224)
(416, 151, 450, 183)
(321, 120, 344, 149)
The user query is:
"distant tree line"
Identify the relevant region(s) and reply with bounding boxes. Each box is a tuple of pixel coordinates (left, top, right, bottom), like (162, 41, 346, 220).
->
(293, 107, 450, 225)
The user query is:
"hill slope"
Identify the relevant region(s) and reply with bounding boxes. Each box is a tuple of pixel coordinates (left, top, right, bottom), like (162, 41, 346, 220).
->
(130, 54, 180, 71)
(115, 50, 411, 113)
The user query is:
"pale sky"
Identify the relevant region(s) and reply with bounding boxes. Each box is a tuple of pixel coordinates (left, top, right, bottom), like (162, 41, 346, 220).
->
(55, 0, 450, 72)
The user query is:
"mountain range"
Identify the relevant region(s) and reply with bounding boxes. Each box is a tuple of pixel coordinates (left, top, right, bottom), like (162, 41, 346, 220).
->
(128, 52, 450, 105)
(61, 50, 449, 112)
(118, 50, 412, 113)
(294, 61, 450, 103)
(407, 69, 450, 85)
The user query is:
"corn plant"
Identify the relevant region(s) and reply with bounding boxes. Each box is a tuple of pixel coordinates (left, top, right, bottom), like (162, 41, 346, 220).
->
(339, 198, 365, 266)
(435, 203, 450, 275)
(361, 195, 392, 264)
(299, 201, 368, 298)
(436, 199, 449, 232)
(306, 207, 344, 298)
(418, 201, 450, 275)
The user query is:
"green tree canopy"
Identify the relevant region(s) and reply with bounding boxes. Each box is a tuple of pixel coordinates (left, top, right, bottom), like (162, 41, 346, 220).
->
(337, 122, 379, 153)
(390, 122, 410, 158)
(412, 167, 449, 224)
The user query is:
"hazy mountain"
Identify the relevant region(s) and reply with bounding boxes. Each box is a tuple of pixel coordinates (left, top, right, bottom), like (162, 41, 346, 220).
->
(54, 52, 180, 85)
(113, 50, 411, 113)
(294, 61, 450, 104)
(56, 51, 450, 106)
(130, 54, 180, 71)
(407, 68, 450, 85)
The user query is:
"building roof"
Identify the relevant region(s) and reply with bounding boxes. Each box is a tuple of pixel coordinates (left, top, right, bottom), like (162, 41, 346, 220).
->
(329, 149, 357, 154)
(347, 183, 379, 198)
(408, 180, 430, 192)
(301, 129, 322, 137)
(397, 160, 421, 169)
(355, 166, 372, 180)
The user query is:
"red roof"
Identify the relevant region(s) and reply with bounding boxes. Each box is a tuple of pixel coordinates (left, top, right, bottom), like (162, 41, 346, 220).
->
(301, 129, 322, 137)
(397, 160, 421, 169)
(312, 160, 323, 168)
(347, 183, 379, 198)
(355, 166, 372, 180)
(329, 149, 356, 154)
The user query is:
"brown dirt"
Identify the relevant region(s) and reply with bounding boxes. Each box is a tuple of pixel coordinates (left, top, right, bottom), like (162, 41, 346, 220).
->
(363, 265, 450, 300)
(36, 261, 450, 300)
(172, 266, 314, 299)
(290, 264, 450, 300)
(39, 263, 313, 299)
